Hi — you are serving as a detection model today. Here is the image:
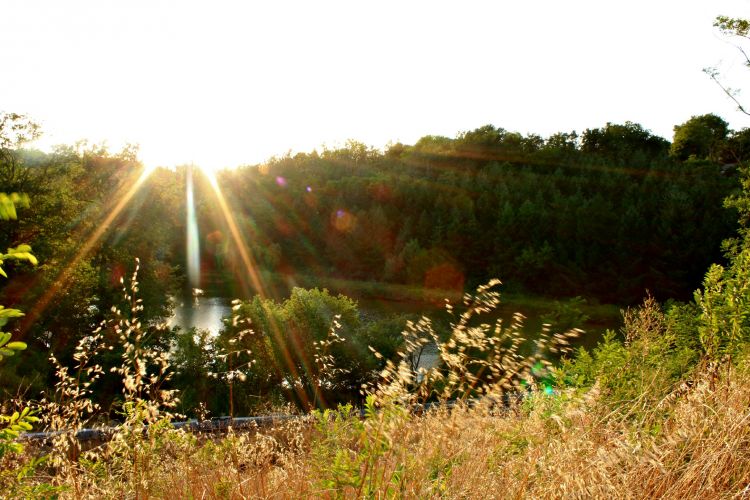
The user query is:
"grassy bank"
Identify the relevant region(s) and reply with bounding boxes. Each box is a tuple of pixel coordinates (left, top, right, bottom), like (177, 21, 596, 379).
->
(31, 369, 745, 499)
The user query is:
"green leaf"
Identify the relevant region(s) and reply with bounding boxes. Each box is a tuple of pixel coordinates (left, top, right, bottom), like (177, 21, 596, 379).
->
(4, 245, 38, 266)
(0, 193, 18, 220)
(0, 307, 24, 328)
(5, 341, 26, 351)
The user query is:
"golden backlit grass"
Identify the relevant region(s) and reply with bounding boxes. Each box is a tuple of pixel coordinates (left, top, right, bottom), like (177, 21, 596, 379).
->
(17, 358, 746, 499)
(7, 279, 750, 498)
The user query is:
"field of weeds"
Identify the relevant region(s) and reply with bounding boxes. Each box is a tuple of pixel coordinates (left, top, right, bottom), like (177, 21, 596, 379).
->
(10, 363, 750, 498)
(4, 278, 750, 498)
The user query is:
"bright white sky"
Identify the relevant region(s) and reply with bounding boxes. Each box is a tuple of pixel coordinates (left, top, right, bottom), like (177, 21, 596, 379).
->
(2, 0, 750, 170)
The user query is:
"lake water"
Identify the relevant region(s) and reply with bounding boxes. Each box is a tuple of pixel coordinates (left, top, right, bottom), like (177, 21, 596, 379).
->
(165, 294, 436, 336)
(166, 290, 617, 352)
(167, 296, 232, 335)
(166, 293, 443, 372)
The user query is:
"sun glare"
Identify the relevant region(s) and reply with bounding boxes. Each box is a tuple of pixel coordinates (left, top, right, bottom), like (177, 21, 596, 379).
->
(138, 139, 238, 173)
(16, 165, 157, 338)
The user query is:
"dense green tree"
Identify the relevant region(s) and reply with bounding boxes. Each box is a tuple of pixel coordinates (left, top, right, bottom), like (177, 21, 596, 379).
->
(581, 122, 669, 162)
(218, 288, 372, 412)
(0, 140, 180, 399)
(671, 114, 730, 162)
(722, 128, 750, 164)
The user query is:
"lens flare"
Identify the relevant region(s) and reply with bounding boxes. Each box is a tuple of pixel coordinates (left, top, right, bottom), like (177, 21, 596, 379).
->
(186, 166, 201, 289)
(18, 166, 157, 337)
(199, 168, 265, 298)
(332, 209, 355, 233)
(198, 166, 319, 408)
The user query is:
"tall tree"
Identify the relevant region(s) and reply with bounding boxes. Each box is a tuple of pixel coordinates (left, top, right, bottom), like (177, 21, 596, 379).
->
(671, 114, 730, 162)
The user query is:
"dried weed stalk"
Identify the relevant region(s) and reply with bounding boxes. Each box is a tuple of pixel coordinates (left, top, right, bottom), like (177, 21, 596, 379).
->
(366, 279, 582, 407)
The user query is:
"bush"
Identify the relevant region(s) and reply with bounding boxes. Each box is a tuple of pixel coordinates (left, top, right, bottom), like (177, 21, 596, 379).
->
(217, 288, 373, 412)
(559, 295, 699, 413)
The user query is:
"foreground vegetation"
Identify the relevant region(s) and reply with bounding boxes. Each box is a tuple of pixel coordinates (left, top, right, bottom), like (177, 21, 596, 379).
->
(21, 363, 750, 498)
(3, 267, 750, 498)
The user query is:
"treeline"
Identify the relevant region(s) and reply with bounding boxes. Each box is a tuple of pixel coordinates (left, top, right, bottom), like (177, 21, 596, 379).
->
(205, 116, 743, 303)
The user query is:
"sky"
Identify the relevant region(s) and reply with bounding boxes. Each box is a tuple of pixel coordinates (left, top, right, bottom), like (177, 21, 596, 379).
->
(2, 0, 750, 170)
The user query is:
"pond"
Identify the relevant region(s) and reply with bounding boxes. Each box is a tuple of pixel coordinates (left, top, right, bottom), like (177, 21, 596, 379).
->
(167, 295, 232, 336)
(166, 289, 619, 354)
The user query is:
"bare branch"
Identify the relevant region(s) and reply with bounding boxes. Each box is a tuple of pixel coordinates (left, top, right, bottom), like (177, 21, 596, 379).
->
(737, 45, 750, 68)
(704, 67, 750, 117)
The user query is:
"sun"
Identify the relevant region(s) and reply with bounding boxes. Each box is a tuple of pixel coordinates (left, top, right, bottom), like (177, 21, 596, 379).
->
(138, 141, 238, 173)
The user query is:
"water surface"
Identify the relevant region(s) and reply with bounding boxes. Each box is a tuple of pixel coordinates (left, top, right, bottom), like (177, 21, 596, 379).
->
(168, 296, 231, 335)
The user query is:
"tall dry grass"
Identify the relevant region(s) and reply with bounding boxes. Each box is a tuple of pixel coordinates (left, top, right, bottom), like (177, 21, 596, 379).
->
(5, 278, 750, 498)
(27, 363, 750, 499)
